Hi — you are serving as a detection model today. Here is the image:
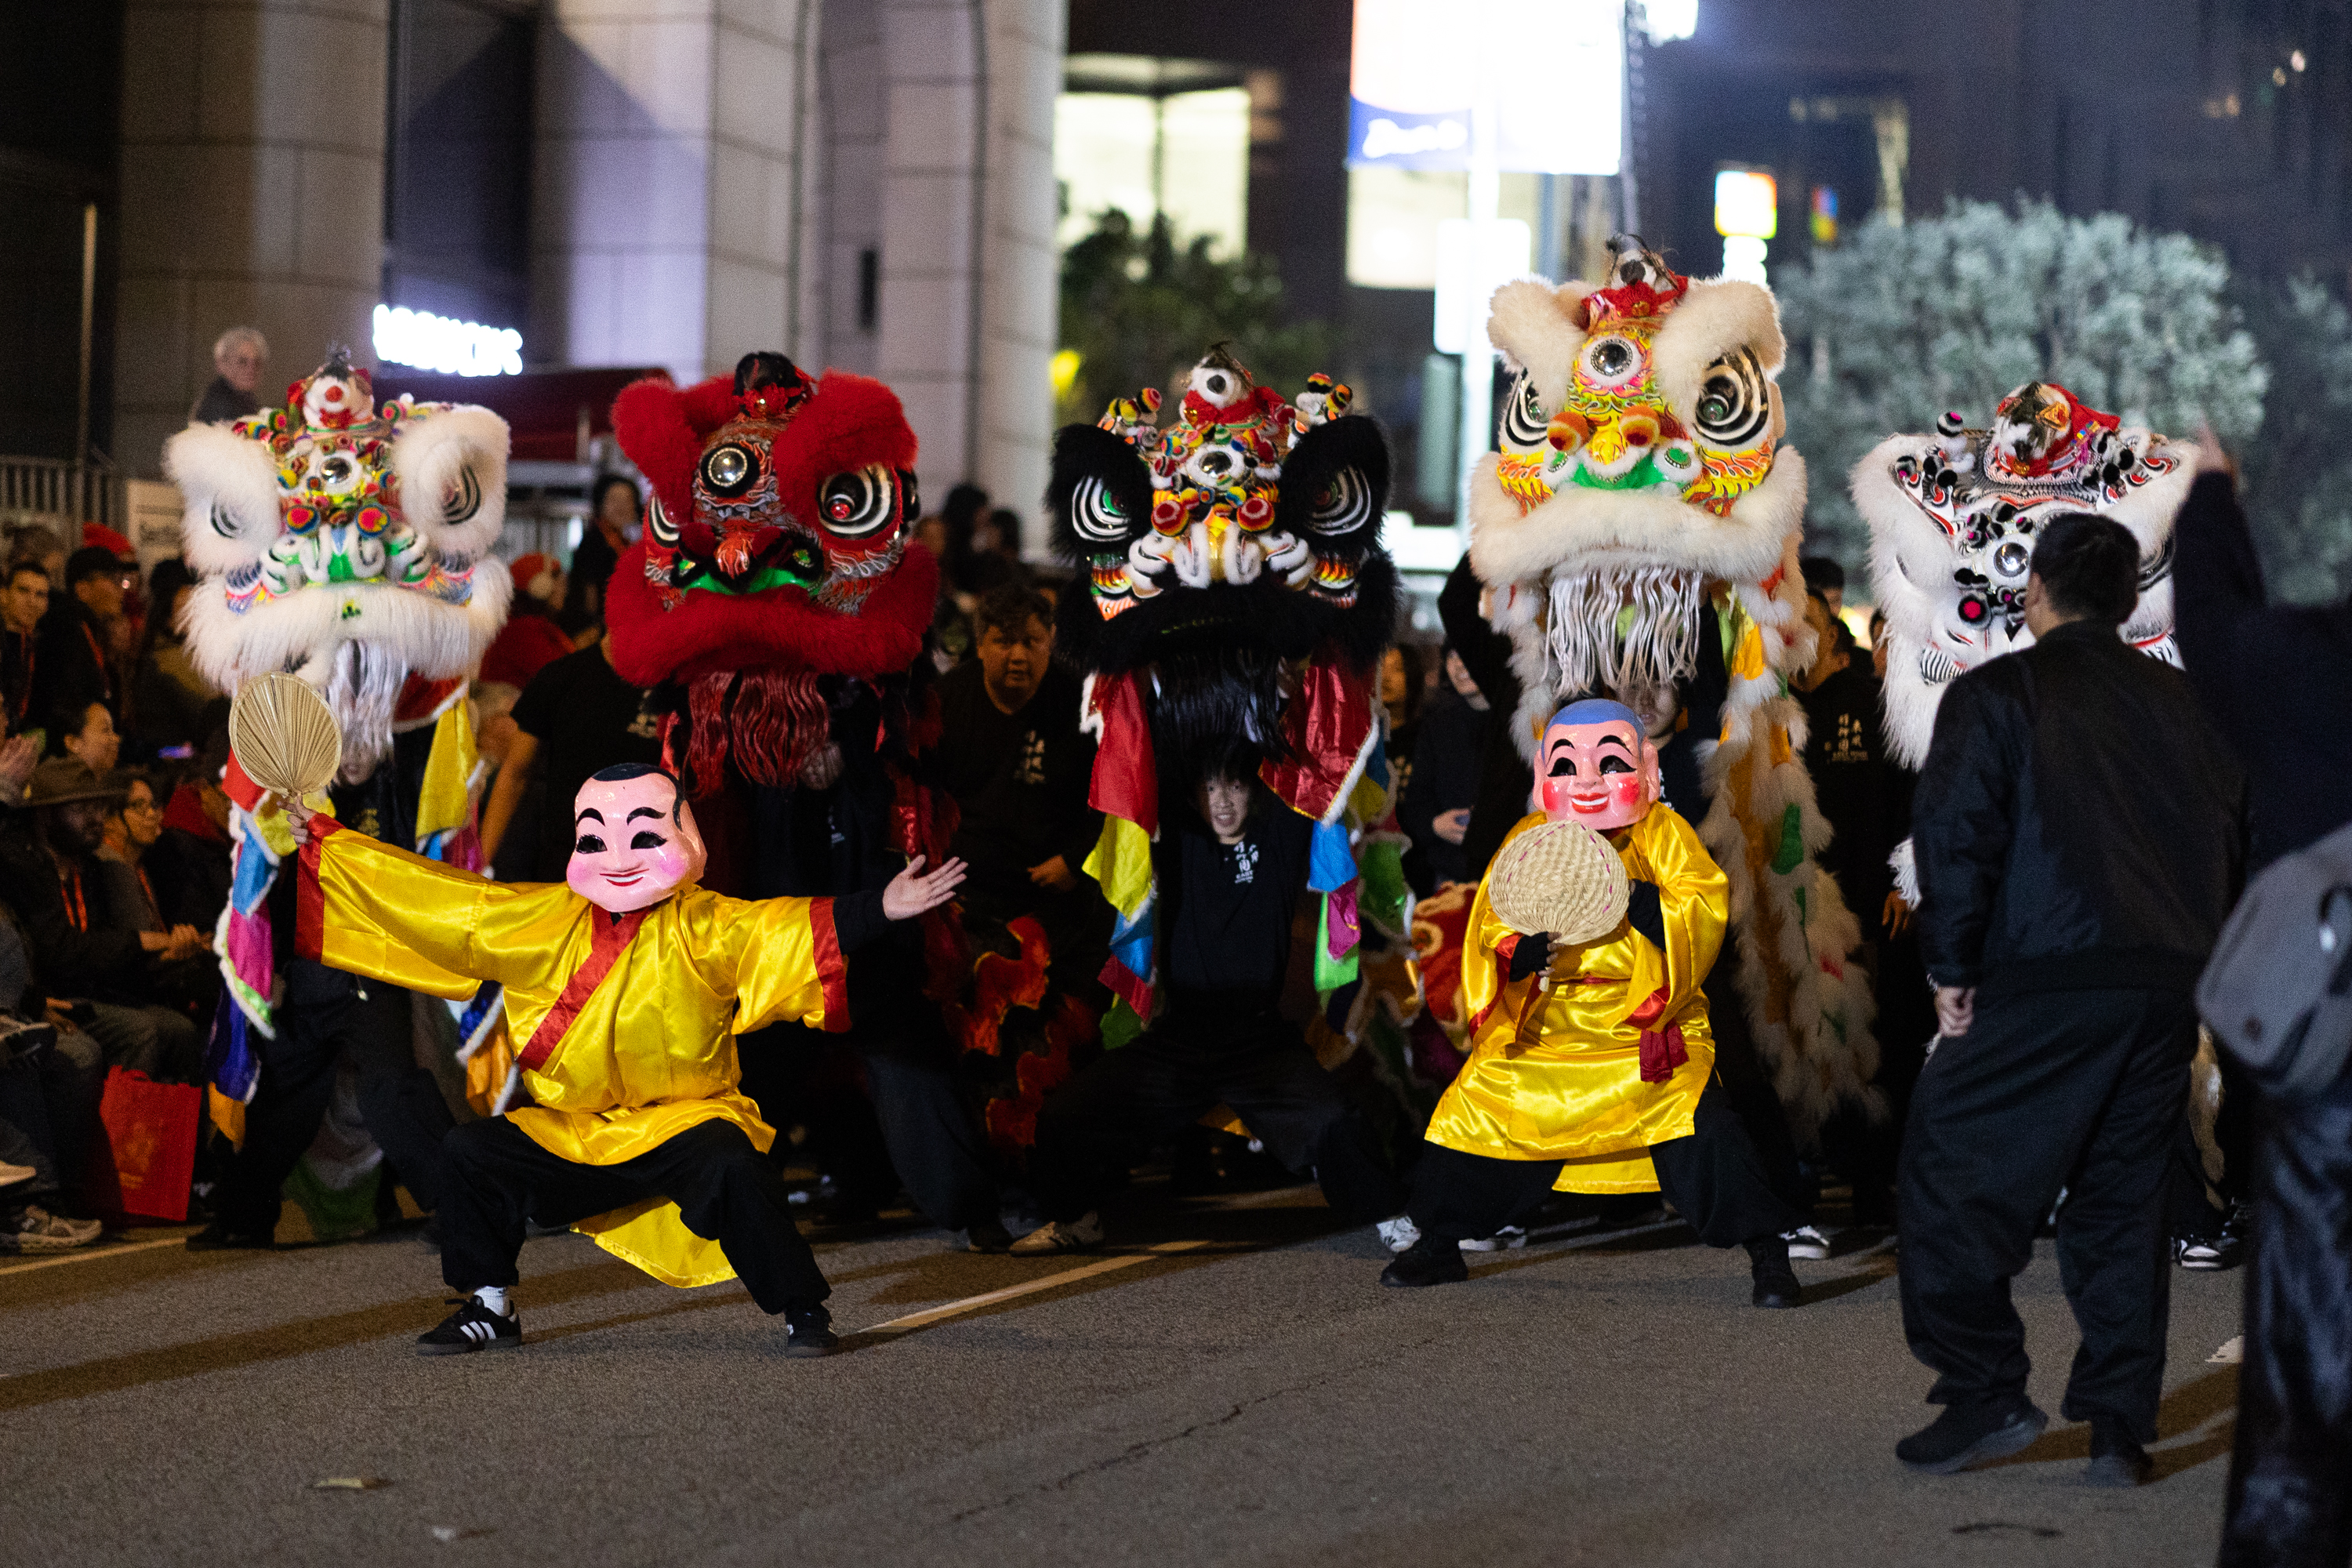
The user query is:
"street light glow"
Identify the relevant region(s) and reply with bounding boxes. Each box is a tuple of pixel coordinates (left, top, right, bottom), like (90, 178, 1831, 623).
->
(371, 305, 524, 377)
(1642, 0, 1698, 44)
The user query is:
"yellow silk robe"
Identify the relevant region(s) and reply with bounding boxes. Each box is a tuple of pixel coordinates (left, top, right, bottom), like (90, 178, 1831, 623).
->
(298, 822, 846, 1286)
(1423, 806, 1730, 1194)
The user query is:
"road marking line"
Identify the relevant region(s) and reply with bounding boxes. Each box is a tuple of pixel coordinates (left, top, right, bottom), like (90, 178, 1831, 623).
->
(858, 1239, 1213, 1337)
(0, 1233, 198, 1277)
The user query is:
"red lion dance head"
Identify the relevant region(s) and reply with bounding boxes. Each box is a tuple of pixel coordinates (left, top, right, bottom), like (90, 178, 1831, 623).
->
(605, 352, 933, 795)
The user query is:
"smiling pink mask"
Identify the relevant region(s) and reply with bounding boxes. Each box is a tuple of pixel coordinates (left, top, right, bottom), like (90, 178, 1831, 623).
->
(566, 768, 706, 913)
(1536, 699, 1661, 832)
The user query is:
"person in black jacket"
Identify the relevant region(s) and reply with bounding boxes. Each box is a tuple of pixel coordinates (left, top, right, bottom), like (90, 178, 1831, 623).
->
(2169, 452, 2352, 1564)
(1896, 513, 2245, 1484)
(1397, 648, 1489, 894)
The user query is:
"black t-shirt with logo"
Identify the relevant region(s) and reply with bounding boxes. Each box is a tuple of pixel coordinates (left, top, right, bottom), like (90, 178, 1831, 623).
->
(933, 660, 1099, 920)
(511, 644, 664, 881)
(1158, 800, 1313, 1018)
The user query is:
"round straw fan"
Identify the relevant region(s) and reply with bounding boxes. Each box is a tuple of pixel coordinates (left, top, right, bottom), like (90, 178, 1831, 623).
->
(1487, 820, 1630, 944)
(228, 673, 343, 800)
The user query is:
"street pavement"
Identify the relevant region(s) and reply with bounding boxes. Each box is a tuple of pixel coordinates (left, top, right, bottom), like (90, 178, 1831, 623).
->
(3, 1185, 2243, 1568)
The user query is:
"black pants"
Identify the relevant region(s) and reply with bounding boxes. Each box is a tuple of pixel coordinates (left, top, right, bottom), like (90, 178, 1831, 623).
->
(213, 963, 454, 1237)
(1898, 986, 2196, 1441)
(1406, 1076, 1807, 1246)
(738, 1018, 1000, 1232)
(439, 1115, 829, 1314)
(1029, 1011, 1406, 1225)
(2220, 1073, 2352, 1567)
(1703, 948, 1813, 1213)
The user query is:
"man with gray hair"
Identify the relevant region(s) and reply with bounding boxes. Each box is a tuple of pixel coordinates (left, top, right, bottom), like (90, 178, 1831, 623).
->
(189, 327, 268, 425)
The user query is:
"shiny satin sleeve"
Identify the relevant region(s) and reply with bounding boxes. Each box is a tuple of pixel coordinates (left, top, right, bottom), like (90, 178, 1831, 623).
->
(1459, 812, 1548, 1027)
(675, 890, 848, 1035)
(299, 818, 572, 1000)
(1615, 806, 1730, 1028)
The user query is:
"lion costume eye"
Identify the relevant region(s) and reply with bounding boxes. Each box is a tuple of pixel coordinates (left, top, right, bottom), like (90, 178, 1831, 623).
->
(1691, 348, 1771, 449)
(1499, 370, 1548, 452)
(700, 441, 760, 499)
(1308, 467, 1374, 536)
(1069, 474, 1131, 544)
(815, 465, 898, 537)
(647, 492, 680, 548)
(1579, 334, 1645, 393)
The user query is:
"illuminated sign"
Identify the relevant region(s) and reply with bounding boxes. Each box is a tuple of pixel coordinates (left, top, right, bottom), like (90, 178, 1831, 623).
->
(1432, 218, 1533, 354)
(372, 305, 524, 376)
(1714, 169, 1777, 238)
(1347, 0, 1623, 175)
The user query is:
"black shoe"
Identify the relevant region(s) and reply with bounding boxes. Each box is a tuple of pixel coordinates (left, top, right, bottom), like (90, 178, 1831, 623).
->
(185, 1222, 275, 1252)
(2083, 1418, 2153, 1487)
(1896, 1398, 2049, 1473)
(1380, 1234, 1470, 1288)
(416, 1296, 522, 1356)
(783, 1305, 840, 1357)
(1746, 1236, 1802, 1308)
(964, 1218, 1012, 1254)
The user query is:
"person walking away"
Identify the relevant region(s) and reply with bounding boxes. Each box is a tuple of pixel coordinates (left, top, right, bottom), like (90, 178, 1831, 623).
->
(1897, 513, 2245, 1483)
(2169, 446, 2352, 1563)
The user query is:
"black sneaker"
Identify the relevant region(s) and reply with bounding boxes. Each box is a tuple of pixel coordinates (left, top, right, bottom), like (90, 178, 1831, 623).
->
(783, 1305, 840, 1358)
(964, 1218, 1013, 1254)
(2083, 1417, 2153, 1487)
(1380, 1233, 1470, 1288)
(185, 1222, 276, 1252)
(1747, 1236, 1802, 1308)
(416, 1296, 522, 1356)
(1896, 1398, 2049, 1473)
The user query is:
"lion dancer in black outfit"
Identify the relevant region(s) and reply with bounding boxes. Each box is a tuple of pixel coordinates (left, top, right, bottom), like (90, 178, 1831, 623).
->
(1014, 757, 1404, 1251)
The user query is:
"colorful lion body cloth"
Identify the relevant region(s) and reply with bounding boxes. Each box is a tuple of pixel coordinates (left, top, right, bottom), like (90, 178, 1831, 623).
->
(1465, 236, 1878, 1136)
(1853, 379, 2196, 771)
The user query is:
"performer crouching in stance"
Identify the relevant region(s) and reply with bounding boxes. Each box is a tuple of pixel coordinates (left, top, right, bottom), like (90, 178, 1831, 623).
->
(1382, 700, 1811, 1306)
(286, 763, 964, 1357)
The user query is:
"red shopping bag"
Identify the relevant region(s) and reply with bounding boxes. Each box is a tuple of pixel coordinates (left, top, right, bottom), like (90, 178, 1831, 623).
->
(80, 1068, 202, 1222)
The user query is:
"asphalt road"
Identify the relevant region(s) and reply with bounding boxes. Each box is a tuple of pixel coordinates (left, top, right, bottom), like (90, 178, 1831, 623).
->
(3, 1185, 2244, 1568)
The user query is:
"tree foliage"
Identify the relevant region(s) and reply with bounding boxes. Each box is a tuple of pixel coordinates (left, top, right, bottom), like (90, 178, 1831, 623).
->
(1056, 209, 1334, 427)
(1775, 198, 2270, 572)
(2234, 274, 2352, 605)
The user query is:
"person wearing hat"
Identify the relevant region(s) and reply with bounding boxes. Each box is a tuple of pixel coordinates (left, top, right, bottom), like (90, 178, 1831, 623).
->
(0, 758, 205, 1083)
(480, 553, 575, 691)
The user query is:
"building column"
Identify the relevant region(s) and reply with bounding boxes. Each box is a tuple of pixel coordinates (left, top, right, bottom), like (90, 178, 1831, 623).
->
(532, 0, 822, 385)
(876, 0, 1061, 545)
(114, 0, 389, 478)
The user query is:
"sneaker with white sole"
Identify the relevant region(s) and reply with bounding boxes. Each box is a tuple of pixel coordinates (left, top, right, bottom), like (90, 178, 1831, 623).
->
(1, 1205, 103, 1254)
(1376, 1215, 1421, 1254)
(416, 1296, 522, 1356)
(1782, 1225, 1831, 1260)
(1458, 1225, 1528, 1253)
(1009, 1211, 1104, 1255)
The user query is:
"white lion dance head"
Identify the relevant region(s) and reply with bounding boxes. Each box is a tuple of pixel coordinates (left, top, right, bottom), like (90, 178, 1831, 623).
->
(165, 350, 512, 781)
(1853, 380, 2194, 768)
(1467, 234, 1878, 1133)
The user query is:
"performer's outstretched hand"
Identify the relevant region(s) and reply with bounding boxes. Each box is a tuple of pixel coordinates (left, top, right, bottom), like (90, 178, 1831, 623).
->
(884, 855, 967, 920)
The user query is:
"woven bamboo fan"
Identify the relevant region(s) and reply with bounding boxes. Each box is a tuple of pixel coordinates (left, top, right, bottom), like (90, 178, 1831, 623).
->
(228, 673, 343, 801)
(1487, 820, 1630, 945)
